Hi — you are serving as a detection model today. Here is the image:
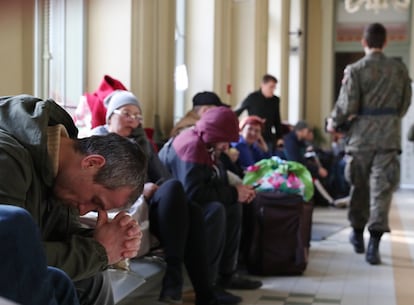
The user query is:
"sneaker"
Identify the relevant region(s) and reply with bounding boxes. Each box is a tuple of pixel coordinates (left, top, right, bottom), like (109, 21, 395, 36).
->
(217, 273, 262, 290)
(212, 286, 242, 304)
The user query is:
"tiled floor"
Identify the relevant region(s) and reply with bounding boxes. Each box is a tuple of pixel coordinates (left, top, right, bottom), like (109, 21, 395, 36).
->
(123, 189, 414, 305)
(229, 189, 414, 305)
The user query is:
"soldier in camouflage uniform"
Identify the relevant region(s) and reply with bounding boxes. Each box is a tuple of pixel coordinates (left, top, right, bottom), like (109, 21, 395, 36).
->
(327, 23, 412, 265)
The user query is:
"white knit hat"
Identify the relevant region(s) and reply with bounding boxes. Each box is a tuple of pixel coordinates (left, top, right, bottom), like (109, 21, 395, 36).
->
(104, 90, 142, 122)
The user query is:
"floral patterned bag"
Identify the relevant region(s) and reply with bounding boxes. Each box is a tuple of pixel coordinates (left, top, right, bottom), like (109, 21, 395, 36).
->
(243, 156, 314, 201)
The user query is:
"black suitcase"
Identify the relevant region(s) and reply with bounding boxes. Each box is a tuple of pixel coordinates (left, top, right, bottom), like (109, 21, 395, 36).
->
(243, 191, 313, 276)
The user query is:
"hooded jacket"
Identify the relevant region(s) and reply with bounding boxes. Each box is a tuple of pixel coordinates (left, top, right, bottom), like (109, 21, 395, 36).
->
(159, 107, 239, 206)
(0, 95, 108, 281)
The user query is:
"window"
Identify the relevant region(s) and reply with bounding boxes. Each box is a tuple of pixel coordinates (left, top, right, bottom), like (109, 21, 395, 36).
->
(35, 0, 85, 115)
(173, 0, 187, 122)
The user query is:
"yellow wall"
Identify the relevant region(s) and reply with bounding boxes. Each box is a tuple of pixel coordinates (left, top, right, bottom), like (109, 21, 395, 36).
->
(305, 0, 324, 128)
(267, 0, 285, 119)
(0, 0, 347, 137)
(86, 0, 132, 91)
(305, 0, 322, 124)
(231, 0, 257, 107)
(0, 0, 331, 134)
(186, 0, 216, 101)
(305, 0, 335, 136)
(230, 0, 269, 108)
(86, 0, 176, 137)
(131, 0, 176, 137)
(0, 0, 34, 96)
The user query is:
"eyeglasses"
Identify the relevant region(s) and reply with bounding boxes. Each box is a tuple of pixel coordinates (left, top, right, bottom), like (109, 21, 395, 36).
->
(113, 109, 143, 123)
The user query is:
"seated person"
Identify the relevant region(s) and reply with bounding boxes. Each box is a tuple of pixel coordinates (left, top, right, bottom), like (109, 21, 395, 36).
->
(304, 128, 350, 207)
(171, 91, 245, 180)
(284, 121, 344, 206)
(159, 107, 262, 302)
(92, 90, 227, 305)
(272, 122, 292, 159)
(170, 91, 228, 137)
(0, 95, 149, 305)
(0, 205, 79, 305)
(329, 132, 350, 199)
(284, 121, 328, 179)
(231, 115, 271, 169)
(303, 128, 334, 172)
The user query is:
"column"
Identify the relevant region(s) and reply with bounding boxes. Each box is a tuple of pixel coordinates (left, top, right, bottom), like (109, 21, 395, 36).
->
(131, 0, 176, 138)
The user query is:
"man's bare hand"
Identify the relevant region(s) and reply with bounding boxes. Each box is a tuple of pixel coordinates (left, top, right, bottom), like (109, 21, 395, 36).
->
(143, 182, 158, 200)
(256, 134, 269, 152)
(236, 184, 256, 204)
(318, 167, 328, 178)
(94, 210, 142, 265)
(326, 118, 336, 133)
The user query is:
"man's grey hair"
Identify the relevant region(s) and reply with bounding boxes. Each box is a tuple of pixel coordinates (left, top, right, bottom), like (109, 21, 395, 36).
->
(74, 133, 147, 205)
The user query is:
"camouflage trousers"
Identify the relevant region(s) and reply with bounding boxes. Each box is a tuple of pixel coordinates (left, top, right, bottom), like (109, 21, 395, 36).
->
(345, 150, 400, 233)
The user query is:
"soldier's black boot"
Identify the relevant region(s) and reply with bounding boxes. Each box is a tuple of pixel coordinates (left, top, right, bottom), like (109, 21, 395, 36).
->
(349, 228, 365, 254)
(366, 231, 383, 265)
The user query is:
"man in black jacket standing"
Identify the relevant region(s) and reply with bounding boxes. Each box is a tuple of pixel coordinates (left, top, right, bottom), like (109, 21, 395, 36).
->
(235, 74, 282, 153)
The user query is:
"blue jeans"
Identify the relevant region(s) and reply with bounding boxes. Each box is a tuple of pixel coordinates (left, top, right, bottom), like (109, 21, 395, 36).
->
(332, 157, 349, 198)
(0, 205, 79, 305)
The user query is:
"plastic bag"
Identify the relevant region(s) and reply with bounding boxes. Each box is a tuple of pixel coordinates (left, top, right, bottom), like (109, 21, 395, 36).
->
(243, 156, 314, 201)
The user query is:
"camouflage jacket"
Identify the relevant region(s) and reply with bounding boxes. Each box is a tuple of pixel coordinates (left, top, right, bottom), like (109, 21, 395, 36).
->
(331, 51, 412, 153)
